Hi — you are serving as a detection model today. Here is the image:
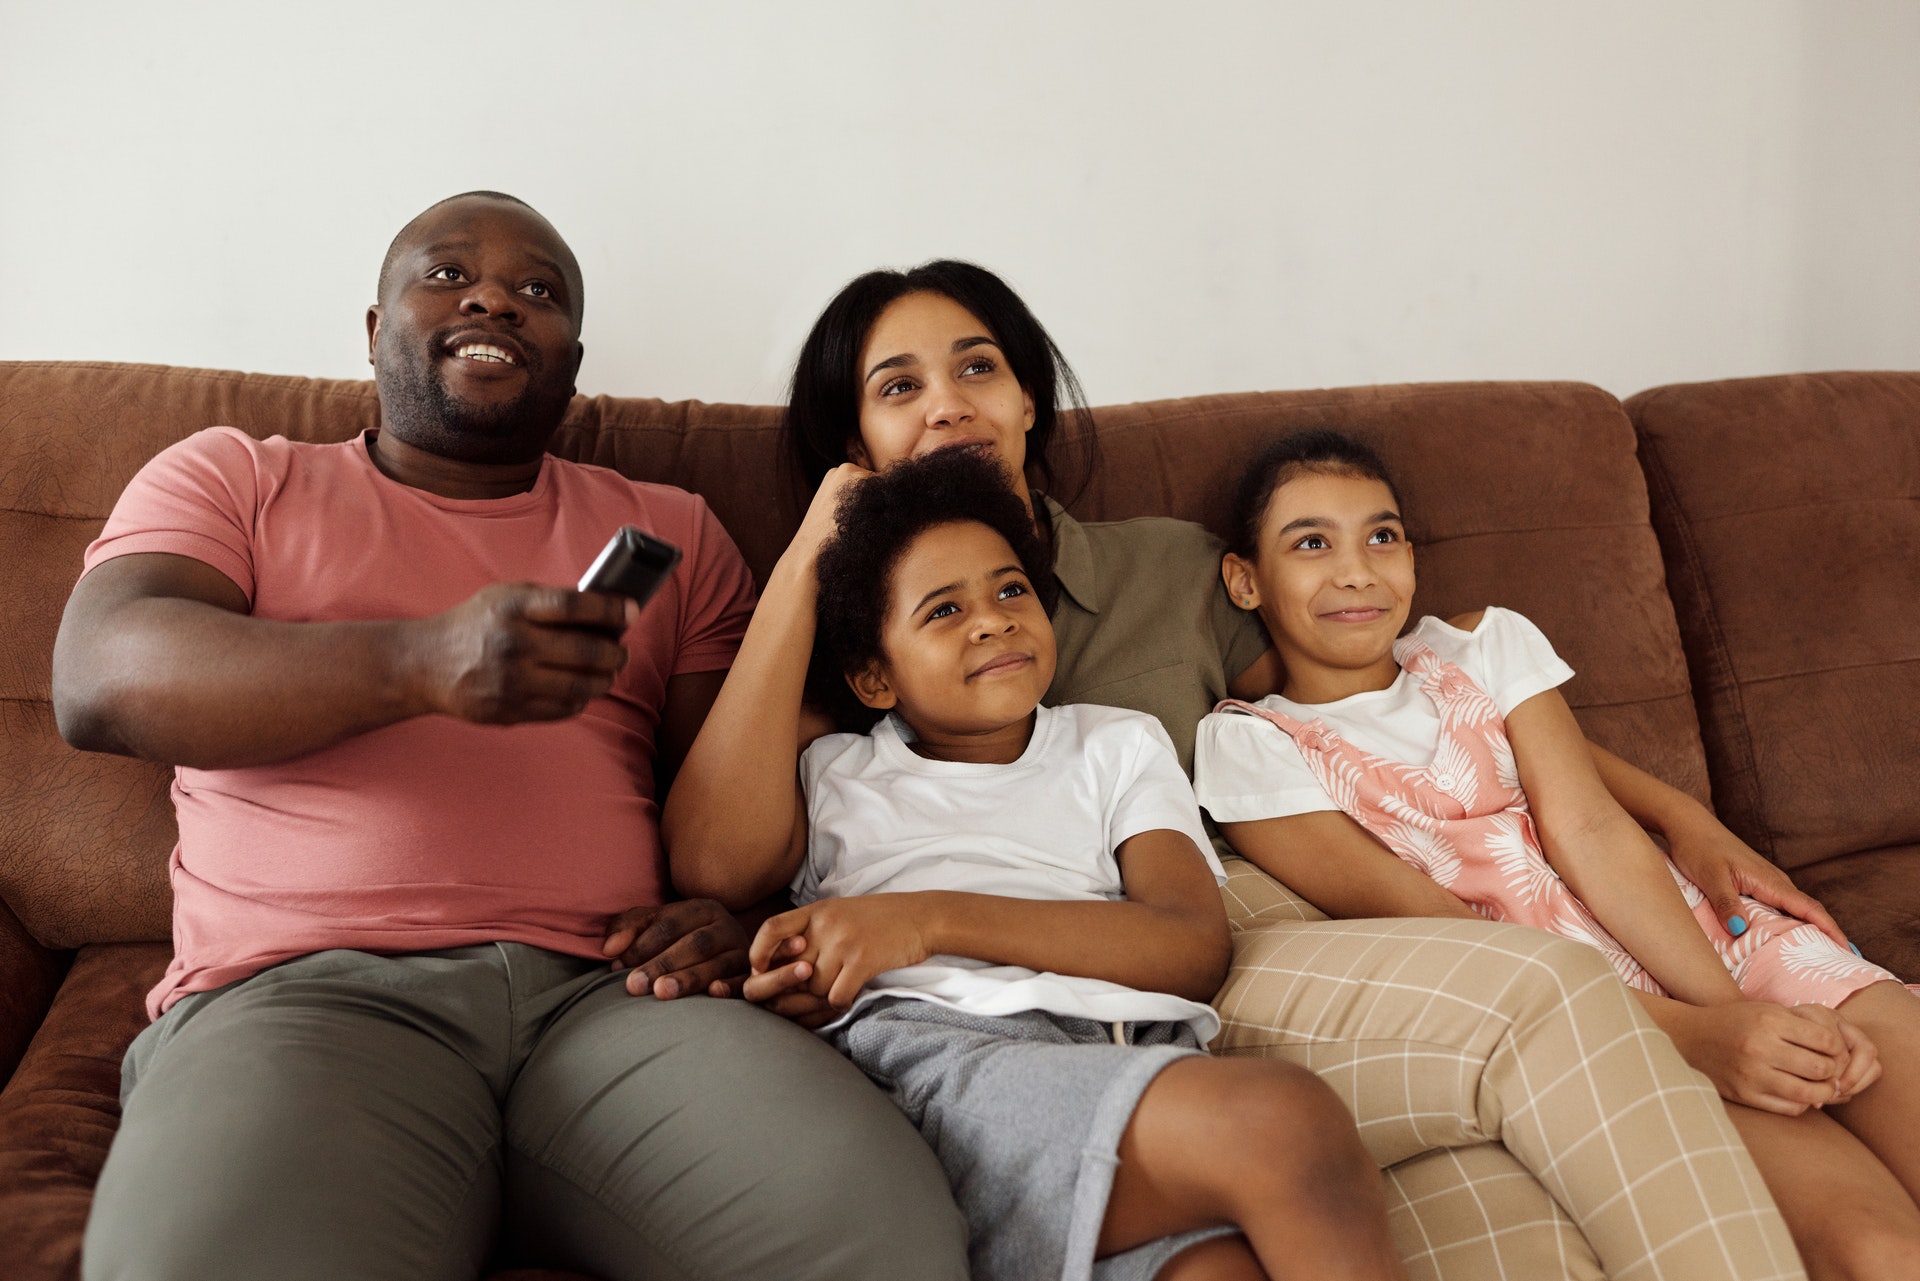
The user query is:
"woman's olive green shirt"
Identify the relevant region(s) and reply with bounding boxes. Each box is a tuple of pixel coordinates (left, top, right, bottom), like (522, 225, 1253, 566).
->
(1041, 497, 1270, 776)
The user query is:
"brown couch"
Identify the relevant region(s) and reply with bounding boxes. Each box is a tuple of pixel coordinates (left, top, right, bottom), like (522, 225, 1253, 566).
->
(1, 360, 1913, 1279)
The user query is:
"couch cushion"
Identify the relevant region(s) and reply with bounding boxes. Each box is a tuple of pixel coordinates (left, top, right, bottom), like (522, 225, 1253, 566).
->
(1791, 844, 1920, 982)
(0, 943, 165, 1280)
(1628, 372, 1920, 871)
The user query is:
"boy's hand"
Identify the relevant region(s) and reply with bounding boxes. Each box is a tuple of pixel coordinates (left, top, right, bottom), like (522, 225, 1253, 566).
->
(749, 896, 934, 1011)
(601, 899, 750, 999)
(742, 941, 838, 1029)
(1670, 1000, 1854, 1115)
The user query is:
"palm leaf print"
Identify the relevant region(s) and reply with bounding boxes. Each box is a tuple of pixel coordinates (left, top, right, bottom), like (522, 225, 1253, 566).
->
(1383, 820, 1465, 888)
(1425, 735, 1480, 811)
(1489, 729, 1520, 793)
(1486, 812, 1560, 905)
(1778, 931, 1873, 984)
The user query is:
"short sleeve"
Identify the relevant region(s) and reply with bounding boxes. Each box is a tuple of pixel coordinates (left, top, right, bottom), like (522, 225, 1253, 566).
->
(670, 497, 758, 677)
(791, 735, 844, 905)
(1192, 709, 1342, 822)
(1440, 608, 1575, 716)
(1106, 717, 1225, 882)
(81, 427, 262, 601)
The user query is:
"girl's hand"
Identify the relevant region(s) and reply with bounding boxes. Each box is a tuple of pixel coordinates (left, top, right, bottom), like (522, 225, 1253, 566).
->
(790, 463, 876, 563)
(1663, 813, 1852, 951)
(742, 939, 839, 1029)
(1669, 1000, 1853, 1115)
(749, 895, 934, 1011)
(1787, 1003, 1882, 1103)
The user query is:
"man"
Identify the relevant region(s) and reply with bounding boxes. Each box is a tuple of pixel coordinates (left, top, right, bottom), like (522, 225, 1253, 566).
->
(55, 191, 967, 1281)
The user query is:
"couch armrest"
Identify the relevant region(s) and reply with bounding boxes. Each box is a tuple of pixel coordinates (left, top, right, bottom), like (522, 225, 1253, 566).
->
(0, 898, 70, 1088)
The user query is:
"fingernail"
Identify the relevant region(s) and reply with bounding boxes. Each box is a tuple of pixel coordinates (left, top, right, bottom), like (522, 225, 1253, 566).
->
(1850, 943, 1864, 958)
(1727, 915, 1747, 937)
(657, 978, 679, 999)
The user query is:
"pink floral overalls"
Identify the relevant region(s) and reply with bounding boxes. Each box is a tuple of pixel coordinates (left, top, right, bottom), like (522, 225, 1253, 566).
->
(1216, 638, 1902, 1008)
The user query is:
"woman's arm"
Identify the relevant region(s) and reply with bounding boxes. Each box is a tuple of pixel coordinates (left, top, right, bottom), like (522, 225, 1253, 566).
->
(1221, 811, 1484, 921)
(748, 827, 1231, 1010)
(1507, 690, 1745, 1006)
(663, 466, 867, 908)
(1588, 743, 1850, 948)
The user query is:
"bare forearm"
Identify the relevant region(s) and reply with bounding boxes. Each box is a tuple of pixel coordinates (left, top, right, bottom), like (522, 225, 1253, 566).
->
(1544, 810, 1742, 1005)
(915, 890, 1230, 1003)
(1223, 814, 1482, 922)
(664, 552, 818, 901)
(55, 597, 422, 768)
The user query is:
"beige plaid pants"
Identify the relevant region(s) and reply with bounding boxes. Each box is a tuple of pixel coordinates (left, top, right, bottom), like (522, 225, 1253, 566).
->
(1212, 857, 1805, 1281)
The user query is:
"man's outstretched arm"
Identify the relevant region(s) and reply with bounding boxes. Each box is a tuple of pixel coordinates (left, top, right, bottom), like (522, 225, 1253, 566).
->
(53, 551, 633, 769)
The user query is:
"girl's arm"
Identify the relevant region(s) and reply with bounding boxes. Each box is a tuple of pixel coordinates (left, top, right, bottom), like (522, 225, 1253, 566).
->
(1588, 743, 1851, 948)
(1506, 689, 1745, 1006)
(663, 466, 866, 908)
(748, 827, 1232, 1010)
(1221, 811, 1483, 921)
(1629, 990, 1877, 1115)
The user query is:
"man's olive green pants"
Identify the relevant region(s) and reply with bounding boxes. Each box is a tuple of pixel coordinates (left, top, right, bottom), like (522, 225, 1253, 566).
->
(82, 944, 968, 1281)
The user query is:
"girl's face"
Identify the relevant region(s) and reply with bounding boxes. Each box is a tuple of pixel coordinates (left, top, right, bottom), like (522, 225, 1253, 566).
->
(1223, 470, 1413, 701)
(850, 520, 1057, 762)
(851, 292, 1036, 504)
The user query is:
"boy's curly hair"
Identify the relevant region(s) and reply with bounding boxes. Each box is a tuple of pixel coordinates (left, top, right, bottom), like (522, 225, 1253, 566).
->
(811, 447, 1057, 729)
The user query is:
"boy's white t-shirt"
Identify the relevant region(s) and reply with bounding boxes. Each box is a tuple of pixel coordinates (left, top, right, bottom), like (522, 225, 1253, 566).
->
(796, 701, 1224, 1041)
(1193, 607, 1574, 823)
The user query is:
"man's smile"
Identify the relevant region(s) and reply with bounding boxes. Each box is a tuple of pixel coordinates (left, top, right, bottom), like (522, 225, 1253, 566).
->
(442, 330, 528, 370)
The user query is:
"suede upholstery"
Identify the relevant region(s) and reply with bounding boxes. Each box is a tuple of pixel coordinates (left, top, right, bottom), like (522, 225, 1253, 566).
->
(0, 358, 1911, 1279)
(1629, 372, 1920, 976)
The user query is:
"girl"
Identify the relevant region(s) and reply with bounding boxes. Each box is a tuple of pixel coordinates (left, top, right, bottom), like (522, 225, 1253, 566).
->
(1194, 428, 1920, 1279)
(744, 446, 1406, 1281)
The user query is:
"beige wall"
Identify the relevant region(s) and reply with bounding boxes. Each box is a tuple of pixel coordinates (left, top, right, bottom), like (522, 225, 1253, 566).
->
(2, 1, 1915, 404)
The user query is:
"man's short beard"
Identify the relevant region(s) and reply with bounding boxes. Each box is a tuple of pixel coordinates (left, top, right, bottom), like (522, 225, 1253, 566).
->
(377, 350, 575, 465)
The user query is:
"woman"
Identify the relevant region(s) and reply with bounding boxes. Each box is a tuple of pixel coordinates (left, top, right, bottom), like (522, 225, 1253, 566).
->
(665, 261, 1817, 1280)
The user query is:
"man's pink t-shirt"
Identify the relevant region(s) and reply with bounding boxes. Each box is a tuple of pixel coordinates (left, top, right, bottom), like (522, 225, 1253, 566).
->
(82, 428, 757, 1018)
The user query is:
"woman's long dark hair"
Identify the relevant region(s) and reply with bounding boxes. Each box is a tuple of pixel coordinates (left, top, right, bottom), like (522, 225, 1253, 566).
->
(784, 260, 1097, 504)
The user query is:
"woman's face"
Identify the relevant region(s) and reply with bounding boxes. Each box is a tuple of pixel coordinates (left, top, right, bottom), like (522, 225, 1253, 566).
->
(851, 291, 1035, 499)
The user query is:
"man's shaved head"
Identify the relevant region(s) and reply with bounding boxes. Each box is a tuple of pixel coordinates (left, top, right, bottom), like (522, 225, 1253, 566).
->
(376, 191, 584, 323)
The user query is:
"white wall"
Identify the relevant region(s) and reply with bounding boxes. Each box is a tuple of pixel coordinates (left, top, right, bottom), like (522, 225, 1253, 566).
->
(3, 1, 1916, 406)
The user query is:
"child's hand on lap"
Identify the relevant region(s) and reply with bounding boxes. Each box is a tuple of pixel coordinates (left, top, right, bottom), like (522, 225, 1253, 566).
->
(1785, 1003, 1881, 1103)
(750, 896, 935, 1011)
(1671, 1000, 1867, 1115)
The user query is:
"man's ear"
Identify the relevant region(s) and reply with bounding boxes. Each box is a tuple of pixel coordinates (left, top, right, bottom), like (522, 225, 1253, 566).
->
(1222, 553, 1261, 612)
(847, 662, 897, 711)
(366, 305, 382, 367)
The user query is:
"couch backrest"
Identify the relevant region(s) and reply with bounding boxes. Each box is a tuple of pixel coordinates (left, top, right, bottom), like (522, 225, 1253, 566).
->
(0, 361, 1704, 948)
(1629, 372, 1920, 870)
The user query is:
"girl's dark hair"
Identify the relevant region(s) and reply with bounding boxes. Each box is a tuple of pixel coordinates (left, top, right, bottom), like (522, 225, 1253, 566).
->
(1227, 429, 1404, 559)
(785, 260, 1097, 503)
(811, 446, 1057, 729)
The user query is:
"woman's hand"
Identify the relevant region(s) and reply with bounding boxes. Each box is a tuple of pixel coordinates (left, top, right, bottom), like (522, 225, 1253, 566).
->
(749, 895, 934, 1011)
(1662, 811, 1853, 951)
(790, 463, 876, 563)
(1665, 1000, 1862, 1115)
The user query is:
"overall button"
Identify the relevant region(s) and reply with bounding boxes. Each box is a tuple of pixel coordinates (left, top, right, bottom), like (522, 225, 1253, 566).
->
(1435, 773, 1457, 791)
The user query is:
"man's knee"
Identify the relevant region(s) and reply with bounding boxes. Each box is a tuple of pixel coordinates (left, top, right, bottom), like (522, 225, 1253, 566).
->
(507, 995, 967, 1281)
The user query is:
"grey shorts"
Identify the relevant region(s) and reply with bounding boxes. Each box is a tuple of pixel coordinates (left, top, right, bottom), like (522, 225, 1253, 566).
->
(831, 997, 1241, 1281)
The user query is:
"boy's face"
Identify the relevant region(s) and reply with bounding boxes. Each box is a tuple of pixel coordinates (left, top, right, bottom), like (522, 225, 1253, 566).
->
(852, 520, 1057, 744)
